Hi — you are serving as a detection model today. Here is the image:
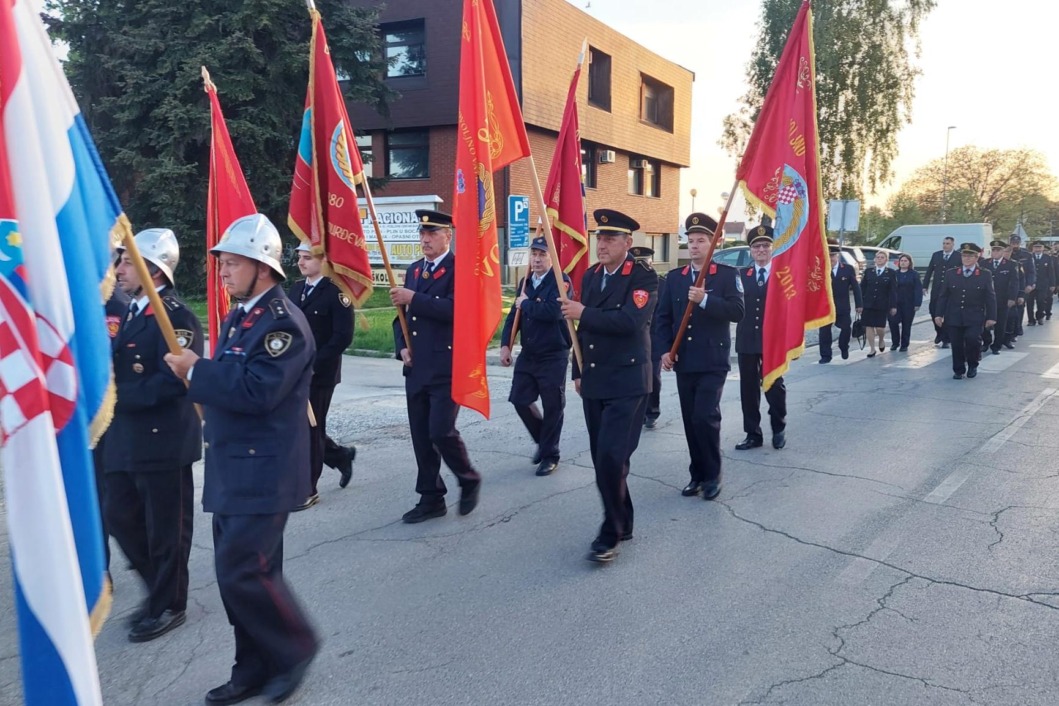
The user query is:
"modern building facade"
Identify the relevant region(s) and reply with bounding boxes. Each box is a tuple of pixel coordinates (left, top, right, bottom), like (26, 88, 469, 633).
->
(345, 0, 693, 279)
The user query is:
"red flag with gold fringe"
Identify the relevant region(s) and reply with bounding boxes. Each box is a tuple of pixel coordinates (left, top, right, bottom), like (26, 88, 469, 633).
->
(735, 0, 834, 391)
(452, 0, 531, 418)
(545, 58, 588, 298)
(204, 70, 256, 345)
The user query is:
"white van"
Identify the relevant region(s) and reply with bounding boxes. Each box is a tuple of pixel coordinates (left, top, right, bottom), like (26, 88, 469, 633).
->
(877, 224, 993, 271)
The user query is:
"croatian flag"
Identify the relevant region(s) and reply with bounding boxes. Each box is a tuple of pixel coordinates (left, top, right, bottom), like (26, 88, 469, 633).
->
(1, 0, 127, 703)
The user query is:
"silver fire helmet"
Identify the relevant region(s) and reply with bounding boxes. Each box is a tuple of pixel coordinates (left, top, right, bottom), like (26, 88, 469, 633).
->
(117, 228, 180, 286)
(210, 214, 286, 281)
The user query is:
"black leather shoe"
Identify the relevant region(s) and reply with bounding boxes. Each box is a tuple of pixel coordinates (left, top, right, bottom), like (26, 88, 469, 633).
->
(890, 344, 899, 351)
(459, 481, 481, 516)
(992, 349, 1000, 355)
(1004, 342, 1015, 350)
(702, 484, 721, 500)
(735, 436, 763, 450)
(128, 610, 185, 643)
(841, 349, 849, 360)
(337, 446, 355, 489)
(818, 358, 831, 364)
(644, 417, 657, 429)
(953, 373, 964, 380)
(535, 460, 558, 476)
(681, 481, 703, 497)
(967, 366, 978, 378)
(772, 431, 786, 450)
(293, 493, 319, 512)
(532, 447, 542, 465)
(981, 343, 990, 353)
(402, 502, 446, 523)
(899, 346, 908, 352)
(1028, 320, 1037, 326)
(587, 541, 617, 563)
(205, 681, 264, 705)
(942, 342, 950, 349)
(262, 651, 317, 703)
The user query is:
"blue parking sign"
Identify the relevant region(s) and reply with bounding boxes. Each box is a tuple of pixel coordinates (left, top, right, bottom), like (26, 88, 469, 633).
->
(508, 195, 530, 249)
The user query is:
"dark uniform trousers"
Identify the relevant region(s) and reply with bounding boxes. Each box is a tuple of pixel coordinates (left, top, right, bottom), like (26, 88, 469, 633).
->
(657, 263, 744, 485)
(1011, 250, 1034, 333)
(736, 267, 786, 439)
(1028, 255, 1054, 322)
(96, 286, 131, 572)
(500, 271, 572, 463)
(573, 256, 658, 547)
(938, 267, 996, 375)
(104, 289, 201, 618)
(289, 277, 355, 495)
(819, 263, 862, 359)
(646, 276, 666, 423)
(982, 304, 1010, 352)
(924, 251, 956, 344)
(190, 285, 319, 686)
(395, 252, 480, 504)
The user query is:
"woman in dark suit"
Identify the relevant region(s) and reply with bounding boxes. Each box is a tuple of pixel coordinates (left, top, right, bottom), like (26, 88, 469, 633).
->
(860, 251, 898, 357)
(888, 254, 924, 351)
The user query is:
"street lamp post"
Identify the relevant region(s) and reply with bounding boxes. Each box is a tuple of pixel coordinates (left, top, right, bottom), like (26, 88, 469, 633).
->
(941, 125, 956, 223)
(690, 188, 697, 213)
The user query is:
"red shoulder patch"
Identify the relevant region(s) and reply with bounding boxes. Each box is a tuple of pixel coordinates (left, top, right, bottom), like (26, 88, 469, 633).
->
(434, 266, 446, 279)
(682, 265, 689, 275)
(144, 305, 155, 317)
(413, 266, 421, 279)
(747, 267, 754, 277)
(621, 260, 633, 276)
(243, 307, 265, 328)
(595, 263, 604, 273)
(633, 289, 649, 309)
(709, 264, 717, 275)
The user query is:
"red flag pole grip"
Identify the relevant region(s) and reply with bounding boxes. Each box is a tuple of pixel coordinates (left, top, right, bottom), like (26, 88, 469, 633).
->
(667, 182, 740, 361)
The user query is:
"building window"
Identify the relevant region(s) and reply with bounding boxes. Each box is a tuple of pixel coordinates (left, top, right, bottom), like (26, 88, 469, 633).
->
(640, 74, 674, 132)
(628, 157, 661, 197)
(581, 142, 598, 189)
(386, 130, 429, 179)
(356, 135, 373, 179)
(382, 20, 426, 78)
(588, 47, 611, 111)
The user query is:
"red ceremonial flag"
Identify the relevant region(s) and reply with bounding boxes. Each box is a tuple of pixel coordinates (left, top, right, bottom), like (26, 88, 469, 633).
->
(735, 0, 834, 390)
(545, 54, 588, 299)
(204, 69, 256, 345)
(289, 10, 373, 307)
(453, 0, 531, 418)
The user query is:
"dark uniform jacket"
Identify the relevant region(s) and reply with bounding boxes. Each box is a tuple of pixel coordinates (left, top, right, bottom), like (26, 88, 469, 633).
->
(289, 276, 354, 387)
(1031, 253, 1055, 290)
(979, 257, 1020, 303)
(1011, 248, 1036, 288)
(657, 262, 744, 373)
(861, 267, 899, 311)
(937, 266, 997, 326)
(189, 285, 315, 515)
(650, 275, 668, 364)
(832, 262, 863, 312)
(393, 251, 456, 393)
(500, 270, 573, 367)
(735, 265, 773, 355)
(893, 269, 924, 307)
(105, 289, 203, 473)
(571, 255, 658, 399)
(923, 250, 958, 293)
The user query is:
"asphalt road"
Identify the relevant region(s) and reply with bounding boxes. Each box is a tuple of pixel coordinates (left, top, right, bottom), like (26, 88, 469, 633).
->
(4, 314, 1059, 705)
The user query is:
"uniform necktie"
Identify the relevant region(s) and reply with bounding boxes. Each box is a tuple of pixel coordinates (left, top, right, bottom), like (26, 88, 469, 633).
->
(994, 260, 999, 268)
(944, 253, 950, 261)
(757, 267, 766, 286)
(601, 272, 611, 290)
(426, 261, 436, 276)
(964, 268, 973, 277)
(228, 307, 247, 339)
(876, 268, 883, 276)
(301, 283, 314, 302)
(127, 301, 139, 321)
(1037, 255, 1042, 261)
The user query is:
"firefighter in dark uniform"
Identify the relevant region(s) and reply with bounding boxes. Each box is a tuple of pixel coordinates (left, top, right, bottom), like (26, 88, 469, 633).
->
(499, 236, 572, 476)
(979, 240, 1019, 354)
(935, 242, 997, 379)
(288, 241, 356, 510)
(818, 242, 863, 362)
(93, 284, 130, 577)
(923, 237, 958, 347)
(1028, 240, 1055, 323)
(1005, 245, 1027, 345)
(1008, 233, 1035, 335)
(630, 246, 665, 430)
(560, 209, 658, 563)
(105, 228, 201, 643)
(658, 213, 744, 499)
(735, 225, 787, 450)
(165, 214, 318, 705)
(390, 210, 482, 523)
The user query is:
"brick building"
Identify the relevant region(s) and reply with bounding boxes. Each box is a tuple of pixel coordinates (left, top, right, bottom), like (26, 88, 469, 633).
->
(346, 0, 693, 279)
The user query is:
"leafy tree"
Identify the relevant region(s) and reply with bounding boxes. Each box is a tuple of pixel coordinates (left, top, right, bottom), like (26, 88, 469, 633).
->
(722, 0, 935, 200)
(46, 0, 393, 295)
(888, 146, 1058, 234)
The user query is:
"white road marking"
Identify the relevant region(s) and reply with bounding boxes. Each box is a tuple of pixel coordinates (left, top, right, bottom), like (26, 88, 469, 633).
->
(837, 525, 909, 586)
(1030, 344, 1059, 349)
(882, 347, 947, 369)
(1042, 361, 1059, 380)
(976, 388, 1058, 454)
(977, 352, 1027, 373)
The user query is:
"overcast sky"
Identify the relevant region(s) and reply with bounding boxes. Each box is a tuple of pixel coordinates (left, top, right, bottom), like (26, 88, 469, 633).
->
(569, 0, 1058, 225)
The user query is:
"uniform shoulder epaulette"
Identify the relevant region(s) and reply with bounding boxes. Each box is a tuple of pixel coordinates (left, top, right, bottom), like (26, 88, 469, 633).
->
(637, 259, 654, 272)
(162, 295, 183, 312)
(269, 298, 290, 319)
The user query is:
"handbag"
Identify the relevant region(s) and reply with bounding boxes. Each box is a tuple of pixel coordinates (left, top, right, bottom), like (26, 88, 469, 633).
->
(851, 316, 866, 349)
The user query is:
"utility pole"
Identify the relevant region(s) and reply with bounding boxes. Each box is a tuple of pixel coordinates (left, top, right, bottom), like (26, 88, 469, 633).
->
(941, 125, 956, 223)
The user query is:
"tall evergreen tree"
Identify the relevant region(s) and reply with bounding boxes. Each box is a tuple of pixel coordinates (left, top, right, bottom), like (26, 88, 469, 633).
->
(46, 0, 392, 294)
(722, 0, 935, 200)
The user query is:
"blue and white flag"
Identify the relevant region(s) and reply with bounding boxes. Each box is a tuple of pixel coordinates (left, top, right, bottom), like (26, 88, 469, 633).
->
(1, 0, 129, 703)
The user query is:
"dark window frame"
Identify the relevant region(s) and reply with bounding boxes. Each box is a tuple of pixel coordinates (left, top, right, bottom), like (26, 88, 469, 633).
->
(381, 19, 426, 79)
(386, 129, 430, 180)
(581, 141, 598, 189)
(588, 47, 612, 112)
(627, 156, 661, 197)
(640, 74, 674, 132)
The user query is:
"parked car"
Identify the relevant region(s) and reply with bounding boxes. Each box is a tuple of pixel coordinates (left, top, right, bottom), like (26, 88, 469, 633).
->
(712, 245, 861, 279)
(877, 224, 991, 271)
